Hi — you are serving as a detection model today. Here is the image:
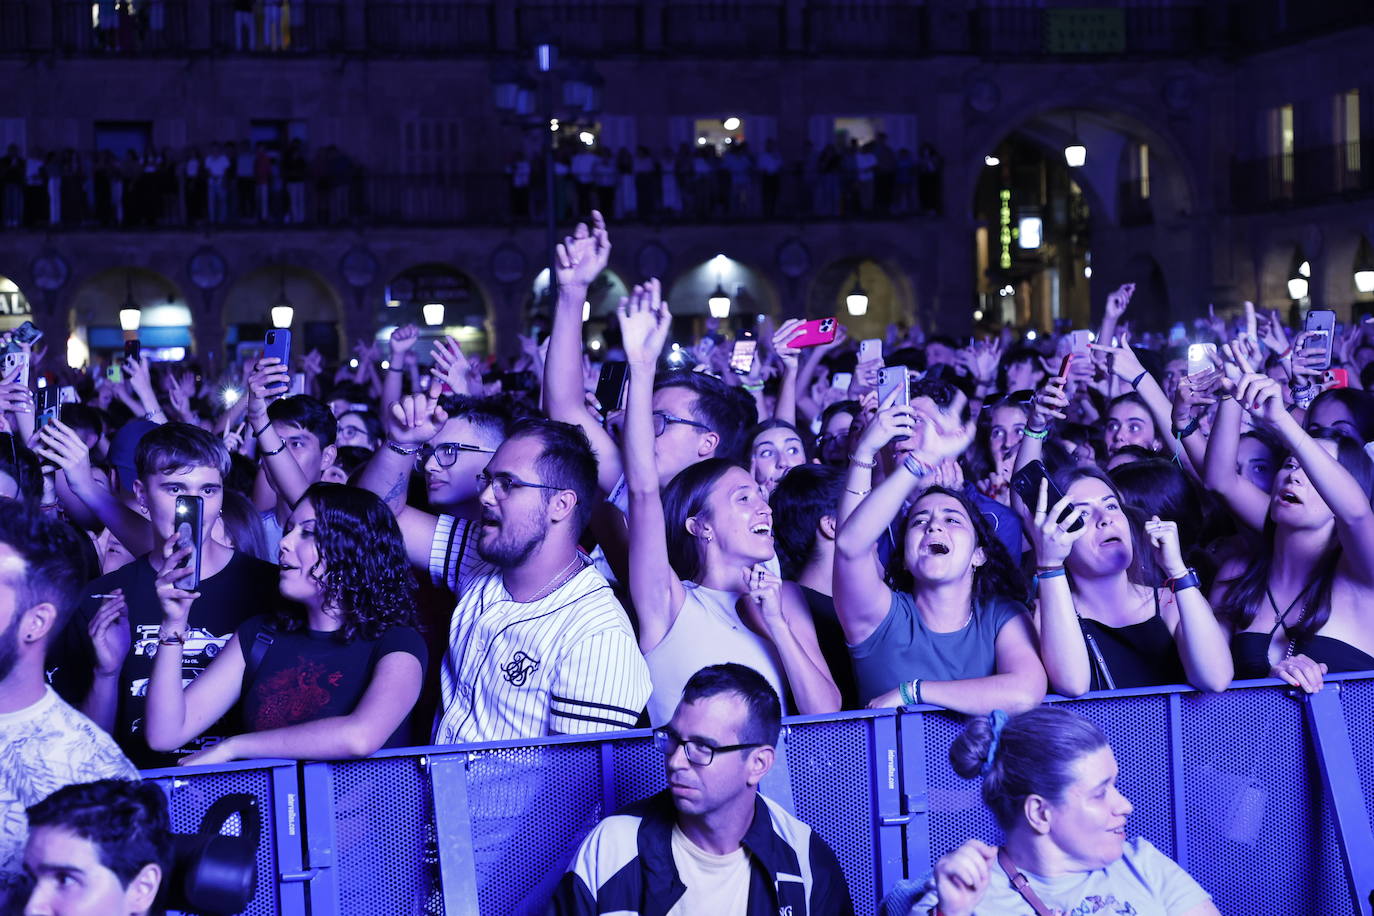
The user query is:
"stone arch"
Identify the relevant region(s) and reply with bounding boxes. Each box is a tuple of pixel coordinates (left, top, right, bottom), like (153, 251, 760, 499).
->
(68, 266, 190, 358)
(0, 273, 35, 333)
(804, 255, 915, 341)
(379, 262, 494, 357)
(222, 264, 345, 362)
(1258, 240, 1307, 313)
(665, 253, 779, 321)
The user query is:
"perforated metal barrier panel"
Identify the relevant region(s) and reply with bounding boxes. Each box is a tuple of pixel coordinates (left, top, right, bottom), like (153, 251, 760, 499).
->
(141, 678, 1374, 916)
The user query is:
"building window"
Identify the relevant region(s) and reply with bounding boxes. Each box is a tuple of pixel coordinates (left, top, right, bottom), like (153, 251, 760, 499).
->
(1336, 89, 1361, 187)
(1266, 104, 1295, 196)
(694, 117, 744, 154)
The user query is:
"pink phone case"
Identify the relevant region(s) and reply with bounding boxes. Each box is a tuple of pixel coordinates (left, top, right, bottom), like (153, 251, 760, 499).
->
(789, 318, 838, 348)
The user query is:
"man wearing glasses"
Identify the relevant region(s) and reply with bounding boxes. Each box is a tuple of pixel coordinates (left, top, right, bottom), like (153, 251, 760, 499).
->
(553, 664, 853, 915)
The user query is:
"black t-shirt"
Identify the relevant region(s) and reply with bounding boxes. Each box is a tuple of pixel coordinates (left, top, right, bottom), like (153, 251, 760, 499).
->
(50, 550, 284, 769)
(800, 585, 860, 710)
(236, 616, 427, 749)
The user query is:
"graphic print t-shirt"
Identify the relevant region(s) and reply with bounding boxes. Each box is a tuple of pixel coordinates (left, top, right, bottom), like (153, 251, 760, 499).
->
(237, 616, 427, 748)
(52, 550, 283, 769)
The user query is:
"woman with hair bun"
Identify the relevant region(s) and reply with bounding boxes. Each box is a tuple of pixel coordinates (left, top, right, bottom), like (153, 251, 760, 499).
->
(887, 706, 1218, 916)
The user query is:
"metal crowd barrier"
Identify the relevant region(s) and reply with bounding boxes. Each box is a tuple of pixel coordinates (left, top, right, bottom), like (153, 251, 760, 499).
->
(141, 674, 1374, 916)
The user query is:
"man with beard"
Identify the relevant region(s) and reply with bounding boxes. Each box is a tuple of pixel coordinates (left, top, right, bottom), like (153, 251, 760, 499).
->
(0, 508, 137, 911)
(383, 403, 650, 743)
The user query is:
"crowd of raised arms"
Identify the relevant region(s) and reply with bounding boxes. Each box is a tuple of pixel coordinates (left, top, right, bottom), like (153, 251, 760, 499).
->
(0, 210, 1368, 912)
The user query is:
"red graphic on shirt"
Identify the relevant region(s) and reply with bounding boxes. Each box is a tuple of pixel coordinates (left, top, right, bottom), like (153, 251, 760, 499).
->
(252, 656, 344, 729)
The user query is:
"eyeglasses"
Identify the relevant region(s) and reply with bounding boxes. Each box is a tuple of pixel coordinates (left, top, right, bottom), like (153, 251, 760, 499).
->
(418, 442, 496, 468)
(652, 727, 764, 767)
(476, 470, 565, 500)
(652, 411, 711, 438)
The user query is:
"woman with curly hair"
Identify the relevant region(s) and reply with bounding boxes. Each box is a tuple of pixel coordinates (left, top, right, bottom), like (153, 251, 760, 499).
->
(144, 483, 426, 765)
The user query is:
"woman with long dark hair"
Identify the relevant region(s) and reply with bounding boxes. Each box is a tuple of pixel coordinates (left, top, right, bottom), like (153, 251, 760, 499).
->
(619, 280, 839, 723)
(833, 382, 1045, 712)
(1026, 463, 1232, 696)
(144, 483, 426, 764)
(1212, 371, 1374, 692)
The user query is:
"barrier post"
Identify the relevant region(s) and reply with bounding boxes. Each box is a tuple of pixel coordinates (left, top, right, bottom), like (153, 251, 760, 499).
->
(872, 712, 906, 899)
(1305, 686, 1374, 916)
(428, 752, 481, 914)
(896, 707, 932, 884)
(1165, 692, 1189, 872)
(297, 762, 340, 916)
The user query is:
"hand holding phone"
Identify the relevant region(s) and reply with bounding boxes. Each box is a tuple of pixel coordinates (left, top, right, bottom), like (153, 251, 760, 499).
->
(1303, 309, 1336, 371)
(594, 360, 628, 413)
(1010, 460, 1084, 533)
(172, 496, 204, 591)
(787, 318, 839, 349)
(877, 365, 910, 408)
(730, 334, 757, 375)
(859, 338, 883, 365)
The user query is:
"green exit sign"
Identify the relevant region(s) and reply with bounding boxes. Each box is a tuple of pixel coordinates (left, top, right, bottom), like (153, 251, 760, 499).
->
(1045, 8, 1125, 54)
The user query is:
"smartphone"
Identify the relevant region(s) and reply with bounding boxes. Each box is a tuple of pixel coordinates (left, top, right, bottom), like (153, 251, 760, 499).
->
(1304, 309, 1336, 370)
(58, 385, 77, 405)
(1, 350, 27, 387)
(289, 373, 306, 397)
(173, 495, 204, 591)
(877, 365, 910, 407)
(594, 360, 629, 413)
(859, 338, 883, 364)
(263, 329, 292, 368)
(1010, 460, 1084, 531)
(8, 320, 42, 349)
(34, 386, 59, 433)
(789, 317, 838, 349)
(124, 338, 141, 364)
(1322, 368, 1349, 392)
(1187, 343, 1218, 377)
(831, 371, 853, 390)
(1068, 330, 1091, 358)
(730, 333, 757, 375)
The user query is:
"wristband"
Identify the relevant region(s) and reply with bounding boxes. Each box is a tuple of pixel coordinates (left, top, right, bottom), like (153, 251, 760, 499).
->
(385, 440, 421, 457)
(1035, 566, 1067, 580)
(1129, 369, 1148, 388)
(902, 455, 935, 479)
(1174, 417, 1201, 439)
(898, 680, 913, 705)
(1168, 568, 1201, 593)
(849, 455, 877, 469)
(387, 366, 404, 373)
(742, 382, 764, 391)
(1022, 425, 1049, 440)
(845, 486, 871, 497)
(259, 439, 287, 457)
(252, 421, 272, 439)
(913, 678, 924, 705)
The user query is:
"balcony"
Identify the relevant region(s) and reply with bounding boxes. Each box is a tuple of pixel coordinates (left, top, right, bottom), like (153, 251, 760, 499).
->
(0, 164, 929, 233)
(365, 1, 493, 54)
(56, 0, 189, 54)
(803, 1, 927, 56)
(515, 2, 641, 55)
(208, 0, 345, 54)
(1231, 142, 1371, 213)
(0, 1, 26, 51)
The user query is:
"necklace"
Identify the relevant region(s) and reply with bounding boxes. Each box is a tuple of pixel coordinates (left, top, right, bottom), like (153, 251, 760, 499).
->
(512, 554, 582, 604)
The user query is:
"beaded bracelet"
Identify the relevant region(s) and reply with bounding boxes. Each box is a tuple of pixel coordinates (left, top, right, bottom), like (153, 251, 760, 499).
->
(849, 455, 877, 469)
(1023, 426, 1049, 440)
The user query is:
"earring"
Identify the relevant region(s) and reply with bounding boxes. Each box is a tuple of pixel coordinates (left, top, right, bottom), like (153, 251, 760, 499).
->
(702, 534, 713, 543)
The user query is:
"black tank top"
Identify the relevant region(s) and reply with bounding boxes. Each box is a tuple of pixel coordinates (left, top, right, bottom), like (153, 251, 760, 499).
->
(1078, 589, 1186, 689)
(1295, 635, 1374, 673)
(1231, 631, 1272, 680)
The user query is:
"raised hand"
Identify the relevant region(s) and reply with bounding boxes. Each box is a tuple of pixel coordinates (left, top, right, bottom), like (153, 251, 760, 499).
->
(301, 348, 324, 378)
(906, 397, 976, 467)
(389, 323, 420, 358)
(429, 335, 470, 395)
(1234, 372, 1288, 426)
(1104, 283, 1135, 321)
(771, 318, 806, 372)
(1144, 515, 1187, 578)
(852, 387, 916, 462)
(33, 418, 94, 483)
(617, 279, 671, 367)
(555, 209, 612, 290)
(88, 590, 132, 678)
(1028, 376, 1068, 428)
(245, 357, 290, 424)
(153, 533, 199, 626)
(386, 378, 449, 446)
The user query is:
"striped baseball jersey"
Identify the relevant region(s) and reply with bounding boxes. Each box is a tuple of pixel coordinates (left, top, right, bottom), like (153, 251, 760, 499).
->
(430, 515, 652, 745)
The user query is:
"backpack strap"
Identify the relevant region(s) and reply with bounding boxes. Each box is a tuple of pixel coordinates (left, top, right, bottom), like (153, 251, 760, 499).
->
(242, 623, 276, 688)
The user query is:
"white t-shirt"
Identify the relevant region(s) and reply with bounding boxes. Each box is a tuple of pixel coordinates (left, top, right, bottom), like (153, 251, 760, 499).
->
(901, 838, 1211, 916)
(205, 153, 231, 179)
(0, 688, 139, 900)
(431, 517, 651, 744)
(644, 581, 787, 725)
(666, 825, 752, 916)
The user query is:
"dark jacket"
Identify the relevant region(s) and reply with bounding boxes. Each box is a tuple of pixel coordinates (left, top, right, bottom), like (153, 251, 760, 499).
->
(551, 789, 854, 915)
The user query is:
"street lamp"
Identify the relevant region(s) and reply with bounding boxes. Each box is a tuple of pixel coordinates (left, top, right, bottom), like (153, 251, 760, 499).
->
(1064, 113, 1086, 168)
(119, 271, 141, 332)
(708, 282, 731, 319)
(270, 270, 293, 329)
(1289, 259, 1310, 301)
(1355, 238, 1374, 294)
(845, 268, 869, 317)
(423, 303, 445, 327)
